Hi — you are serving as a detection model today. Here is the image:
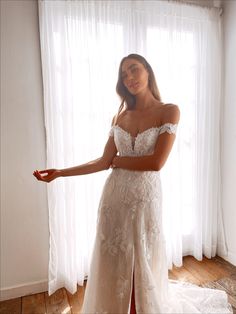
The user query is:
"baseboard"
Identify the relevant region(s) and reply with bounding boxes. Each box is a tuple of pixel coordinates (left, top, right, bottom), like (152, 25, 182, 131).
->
(0, 279, 48, 301)
(218, 250, 236, 266)
(1, 251, 235, 302)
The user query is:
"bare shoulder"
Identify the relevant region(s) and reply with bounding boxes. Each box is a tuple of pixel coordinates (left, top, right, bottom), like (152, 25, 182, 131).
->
(111, 114, 117, 126)
(161, 103, 180, 124)
(111, 109, 127, 126)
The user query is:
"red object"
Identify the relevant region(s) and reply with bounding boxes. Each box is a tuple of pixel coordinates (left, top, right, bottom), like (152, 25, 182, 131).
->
(130, 272, 136, 314)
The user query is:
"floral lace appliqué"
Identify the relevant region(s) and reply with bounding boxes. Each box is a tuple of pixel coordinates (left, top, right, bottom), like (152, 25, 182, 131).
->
(108, 123, 178, 156)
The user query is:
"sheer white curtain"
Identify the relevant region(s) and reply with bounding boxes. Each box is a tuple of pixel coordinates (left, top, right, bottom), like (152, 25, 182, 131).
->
(38, 0, 227, 295)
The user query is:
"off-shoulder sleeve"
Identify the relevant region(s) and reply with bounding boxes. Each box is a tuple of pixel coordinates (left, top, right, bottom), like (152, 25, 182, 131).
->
(159, 123, 178, 135)
(109, 126, 114, 137)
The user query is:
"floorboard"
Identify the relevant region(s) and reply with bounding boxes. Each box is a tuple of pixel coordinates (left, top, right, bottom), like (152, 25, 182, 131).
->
(1, 256, 235, 314)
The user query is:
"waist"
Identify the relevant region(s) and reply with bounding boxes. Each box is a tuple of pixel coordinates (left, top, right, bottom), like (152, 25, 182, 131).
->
(109, 168, 160, 184)
(105, 168, 161, 202)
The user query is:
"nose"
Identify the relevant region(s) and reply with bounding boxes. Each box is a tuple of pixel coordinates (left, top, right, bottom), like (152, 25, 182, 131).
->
(126, 71, 134, 82)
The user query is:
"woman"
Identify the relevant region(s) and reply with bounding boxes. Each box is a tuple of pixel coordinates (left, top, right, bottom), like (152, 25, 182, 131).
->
(34, 54, 232, 314)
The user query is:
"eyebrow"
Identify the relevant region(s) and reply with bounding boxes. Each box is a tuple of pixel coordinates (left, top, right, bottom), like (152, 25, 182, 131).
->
(121, 64, 138, 74)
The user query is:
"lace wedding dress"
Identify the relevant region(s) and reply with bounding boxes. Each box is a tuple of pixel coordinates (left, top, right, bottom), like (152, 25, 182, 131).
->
(81, 123, 232, 314)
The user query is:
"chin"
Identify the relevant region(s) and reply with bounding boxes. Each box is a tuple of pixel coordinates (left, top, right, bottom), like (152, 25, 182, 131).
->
(129, 91, 138, 96)
(128, 88, 141, 96)
(129, 85, 148, 96)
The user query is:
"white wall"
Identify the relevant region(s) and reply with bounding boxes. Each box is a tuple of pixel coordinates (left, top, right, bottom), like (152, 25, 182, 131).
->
(0, 0, 49, 300)
(220, 0, 236, 265)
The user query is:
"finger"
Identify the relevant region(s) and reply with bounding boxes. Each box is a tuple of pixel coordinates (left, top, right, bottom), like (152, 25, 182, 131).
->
(38, 170, 49, 174)
(33, 171, 39, 177)
(37, 171, 51, 178)
(35, 173, 45, 181)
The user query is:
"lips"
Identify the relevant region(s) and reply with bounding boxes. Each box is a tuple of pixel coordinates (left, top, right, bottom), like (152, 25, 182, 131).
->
(129, 82, 139, 89)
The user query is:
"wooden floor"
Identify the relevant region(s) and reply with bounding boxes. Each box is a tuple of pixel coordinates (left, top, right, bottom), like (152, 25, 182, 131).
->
(1, 255, 235, 314)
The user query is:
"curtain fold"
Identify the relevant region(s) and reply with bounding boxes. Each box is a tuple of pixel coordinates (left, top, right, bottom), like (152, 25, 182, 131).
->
(38, 0, 227, 295)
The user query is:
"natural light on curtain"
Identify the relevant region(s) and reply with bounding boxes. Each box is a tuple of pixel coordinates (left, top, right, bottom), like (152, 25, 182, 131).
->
(147, 28, 195, 234)
(38, 0, 227, 295)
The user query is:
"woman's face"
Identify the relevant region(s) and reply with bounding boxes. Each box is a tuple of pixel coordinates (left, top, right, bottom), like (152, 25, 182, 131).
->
(121, 58, 149, 95)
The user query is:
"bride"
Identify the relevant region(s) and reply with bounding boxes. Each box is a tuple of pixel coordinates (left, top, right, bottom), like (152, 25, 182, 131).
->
(34, 54, 232, 313)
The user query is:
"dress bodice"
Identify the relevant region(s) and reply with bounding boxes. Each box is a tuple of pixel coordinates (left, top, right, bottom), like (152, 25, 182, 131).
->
(109, 123, 178, 157)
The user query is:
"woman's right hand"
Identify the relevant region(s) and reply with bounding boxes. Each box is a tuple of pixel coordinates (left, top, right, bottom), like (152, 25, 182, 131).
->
(33, 169, 61, 183)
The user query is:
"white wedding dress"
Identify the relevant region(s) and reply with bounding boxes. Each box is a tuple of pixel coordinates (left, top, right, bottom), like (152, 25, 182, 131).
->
(81, 123, 232, 314)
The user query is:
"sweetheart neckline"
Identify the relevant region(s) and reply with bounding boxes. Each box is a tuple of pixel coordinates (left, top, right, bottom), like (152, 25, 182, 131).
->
(113, 123, 177, 139)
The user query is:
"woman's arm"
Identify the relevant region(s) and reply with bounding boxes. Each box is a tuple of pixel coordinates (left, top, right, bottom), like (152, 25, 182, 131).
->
(60, 136, 117, 176)
(33, 134, 117, 183)
(111, 105, 180, 171)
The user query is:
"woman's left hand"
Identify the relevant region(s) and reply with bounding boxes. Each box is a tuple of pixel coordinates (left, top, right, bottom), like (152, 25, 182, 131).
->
(111, 156, 119, 169)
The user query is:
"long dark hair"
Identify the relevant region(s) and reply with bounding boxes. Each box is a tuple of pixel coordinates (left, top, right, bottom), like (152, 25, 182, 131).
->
(115, 54, 162, 122)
